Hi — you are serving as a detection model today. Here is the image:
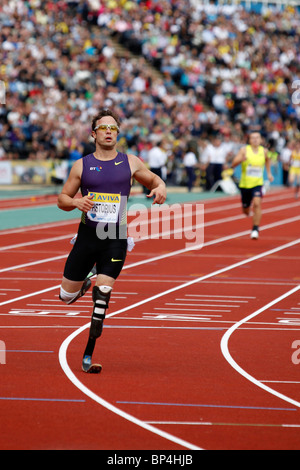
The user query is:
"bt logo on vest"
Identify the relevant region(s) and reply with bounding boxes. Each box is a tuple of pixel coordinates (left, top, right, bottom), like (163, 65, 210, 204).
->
(90, 167, 102, 171)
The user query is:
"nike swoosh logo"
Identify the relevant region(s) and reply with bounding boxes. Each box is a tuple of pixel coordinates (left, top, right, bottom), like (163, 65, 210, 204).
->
(115, 161, 124, 166)
(111, 258, 123, 262)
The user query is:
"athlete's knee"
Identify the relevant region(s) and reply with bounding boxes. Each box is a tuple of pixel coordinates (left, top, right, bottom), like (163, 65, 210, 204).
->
(242, 206, 250, 216)
(59, 286, 81, 304)
(252, 199, 261, 211)
(90, 285, 112, 338)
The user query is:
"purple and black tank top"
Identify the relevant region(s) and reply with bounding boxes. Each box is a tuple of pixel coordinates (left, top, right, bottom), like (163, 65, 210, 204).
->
(80, 152, 132, 228)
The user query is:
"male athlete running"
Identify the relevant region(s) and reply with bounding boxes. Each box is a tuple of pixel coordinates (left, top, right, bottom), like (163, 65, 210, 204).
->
(57, 108, 166, 372)
(231, 131, 273, 239)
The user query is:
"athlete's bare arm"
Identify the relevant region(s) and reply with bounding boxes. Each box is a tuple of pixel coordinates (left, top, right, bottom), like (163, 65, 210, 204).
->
(128, 154, 167, 205)
(57, 159, 94, 213)
(264, 148, 274, 182)
(231, 147, 247, 169)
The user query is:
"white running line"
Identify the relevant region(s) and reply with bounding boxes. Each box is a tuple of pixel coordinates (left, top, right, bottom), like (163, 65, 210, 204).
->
(185, 295, 255, 298)
(261, 381, 300, 384)
(145, 421, 300, 428)
(135, 200, 300, 242)
(1, 223, 300, 309)
(0, 234, 74, 252)
(175, 298, 249, 303)
(0, 218, 79, 236)
(126, 214, 300, 270)
(0, 197, 298, 253)
(3, 211, 299, 276)
(58, 329, 202, 451)
(220, 284, 300, 409)
(0, 254, 69, 274)
(59, 237, 300, 449)
(0, 187, 290, 237)
(1, 191, 298, 448)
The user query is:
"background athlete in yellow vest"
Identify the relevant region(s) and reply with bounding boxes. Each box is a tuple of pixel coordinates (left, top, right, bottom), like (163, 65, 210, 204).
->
(288, 139, 300, 199)
(231, 131, 273, 239)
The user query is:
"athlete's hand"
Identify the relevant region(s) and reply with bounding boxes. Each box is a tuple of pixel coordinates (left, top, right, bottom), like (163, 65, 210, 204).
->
(75, 194, 94, 213)
(147, 185, 167, 205)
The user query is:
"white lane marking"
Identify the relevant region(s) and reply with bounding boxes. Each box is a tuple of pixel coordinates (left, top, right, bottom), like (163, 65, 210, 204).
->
(0, 187, 292, 237)
(0, 197, 299, 253)
(220, 285, 300, 408)
(1, 231, 299, 311)
(135, 201, 300, 242)
(0, 234, 73, 252)
(59, 238, 300, 449)
(58, 325, 202, 451)
(125, 214, 300, 270)
(4, 210, 299, 276)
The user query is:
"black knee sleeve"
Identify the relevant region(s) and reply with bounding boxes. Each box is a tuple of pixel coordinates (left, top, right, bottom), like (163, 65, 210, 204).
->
(89, 286, 112, 339)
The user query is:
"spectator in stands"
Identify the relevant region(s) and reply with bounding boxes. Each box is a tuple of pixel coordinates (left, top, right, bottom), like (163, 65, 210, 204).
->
(183, 142, 198, 192)
(146, 139, 168, 180)
(202, 135, 229, 190)
(0, 0, 299, 194)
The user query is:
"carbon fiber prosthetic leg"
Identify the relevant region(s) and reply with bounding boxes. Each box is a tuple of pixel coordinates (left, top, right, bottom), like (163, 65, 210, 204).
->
(90, 285, 112, 338)
(82, 286, 112, 371)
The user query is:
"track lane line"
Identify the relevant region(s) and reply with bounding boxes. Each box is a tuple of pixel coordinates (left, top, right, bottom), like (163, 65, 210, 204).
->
(59, 237, 300, 450)
(1, 187, 297, 449)
(1, 214, 300, 305)
(1, 212, 300, 276)
(58, 325, 203, 451)
(0, 193, 298, 250)
(0, 205, 298, 449)
(0, 234, 74, 252)
(220, 284, 300, 409)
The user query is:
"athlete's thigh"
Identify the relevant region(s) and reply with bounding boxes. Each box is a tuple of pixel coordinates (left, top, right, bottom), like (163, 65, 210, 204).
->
(240, 188, 252, 209)
(63, 225, 97, 281)
(96, 238, 127, 279)
(61, 276, 84, 292)
(289, 170, 296, 185)
(252, 186, 263, 209)
(252, 195, 262, 210)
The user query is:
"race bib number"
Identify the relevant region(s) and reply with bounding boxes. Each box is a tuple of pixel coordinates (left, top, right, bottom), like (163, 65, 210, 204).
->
(292, 159, 300, 168)
(246, 165, 263, 178)
(87, 192, 121, 223)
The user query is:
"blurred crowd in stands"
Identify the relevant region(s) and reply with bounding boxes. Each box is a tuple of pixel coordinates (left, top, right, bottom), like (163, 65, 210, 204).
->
(0, 0, 299, 189)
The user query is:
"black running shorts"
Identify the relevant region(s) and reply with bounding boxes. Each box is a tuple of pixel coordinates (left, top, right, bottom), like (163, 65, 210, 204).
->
(240, 185, 263, 209)
(63, 222, 128, 281)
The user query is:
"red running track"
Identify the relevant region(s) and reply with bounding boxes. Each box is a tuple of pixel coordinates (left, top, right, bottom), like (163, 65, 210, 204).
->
(0, 187, 300, 450)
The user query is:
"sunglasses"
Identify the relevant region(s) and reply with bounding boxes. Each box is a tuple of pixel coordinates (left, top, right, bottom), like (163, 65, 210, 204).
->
(94, 124, 120, 132)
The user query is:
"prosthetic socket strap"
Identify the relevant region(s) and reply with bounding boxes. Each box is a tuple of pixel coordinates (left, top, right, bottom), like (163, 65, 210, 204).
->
(90, 286, 112, 339)
(92, 285, 111, 318)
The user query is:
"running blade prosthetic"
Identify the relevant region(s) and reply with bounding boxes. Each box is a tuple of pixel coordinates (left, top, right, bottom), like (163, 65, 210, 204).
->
(82, 355, 102, 374)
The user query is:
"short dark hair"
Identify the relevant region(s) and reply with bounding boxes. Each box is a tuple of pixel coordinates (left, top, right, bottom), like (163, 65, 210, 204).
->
(91, 108, 121, 131)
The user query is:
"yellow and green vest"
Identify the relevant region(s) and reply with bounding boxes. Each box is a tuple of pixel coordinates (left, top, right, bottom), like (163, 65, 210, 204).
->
(239, 145, 265, 188)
